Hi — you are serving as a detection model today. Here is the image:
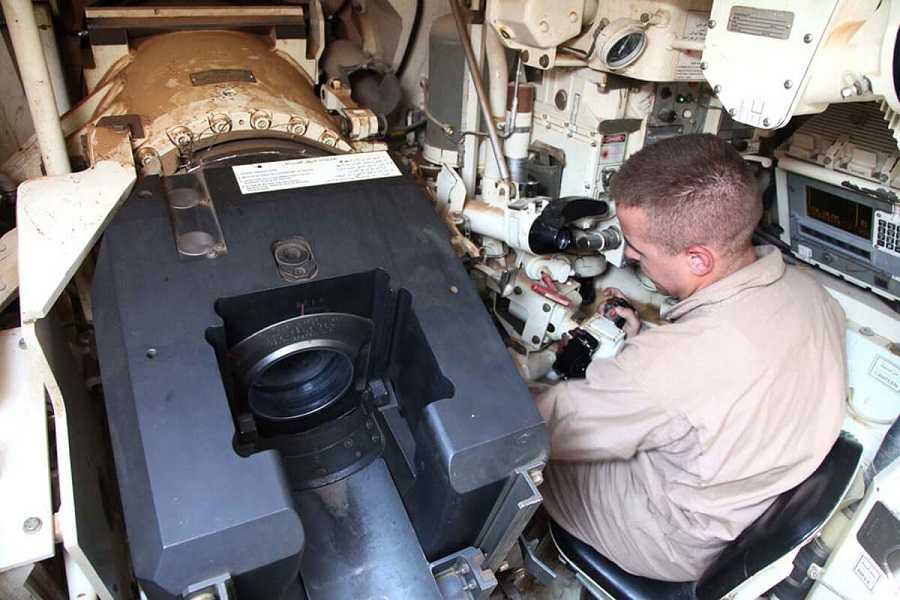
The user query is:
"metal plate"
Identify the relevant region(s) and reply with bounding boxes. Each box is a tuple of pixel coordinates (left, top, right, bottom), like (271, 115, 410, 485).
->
(190, 69, 256, 86)
(0, 328, 53, 571)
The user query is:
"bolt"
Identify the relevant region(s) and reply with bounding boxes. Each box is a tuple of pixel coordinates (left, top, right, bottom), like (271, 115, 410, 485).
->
(531, 335, 541, 345)
(288, 117, 308, 136)
(728, 108, 736, 116)
(450, 285, 459, 294)
(700, 62, 708, 70)
(23, 517, 42, 533)
(522, 50, 530, 63)
(137, 148, 158, 166)
(539, 54, 550, 68)
(640, 12, 650, 23)
(146, 348, 157, 359)
(250, 110, 272, 130)
(840, 85, 858, 99)
(707, 19, 716, 29)
(542, 303, 551, 313)
(208, 113, 231, 134)
(529, 469, 544, 486)
(763, 118, 771, 127)
(713, 84, 722, 93)
(169, 127, 193, 148)
(514, 286, 523, 295)
(803, 33, 813, 43)
(784, 80, 793, 89)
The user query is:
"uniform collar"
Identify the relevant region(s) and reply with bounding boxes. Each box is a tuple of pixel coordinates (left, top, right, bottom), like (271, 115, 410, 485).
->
(660, 246, 786, 321)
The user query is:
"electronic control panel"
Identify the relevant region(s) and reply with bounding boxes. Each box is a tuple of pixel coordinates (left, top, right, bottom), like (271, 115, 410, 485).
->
(645, 82, 710, 146)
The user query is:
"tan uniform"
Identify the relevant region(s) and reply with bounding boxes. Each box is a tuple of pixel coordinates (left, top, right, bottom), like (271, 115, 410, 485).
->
(536, 247, 847, 581)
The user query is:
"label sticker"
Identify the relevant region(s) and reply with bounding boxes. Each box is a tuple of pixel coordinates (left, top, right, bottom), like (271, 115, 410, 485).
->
(675, 11, 708, 80)
(727, 6, 794, 40)
(853, 554, 882, 591)
(869, 356, 900, 393)
(232, 151, 401, 195)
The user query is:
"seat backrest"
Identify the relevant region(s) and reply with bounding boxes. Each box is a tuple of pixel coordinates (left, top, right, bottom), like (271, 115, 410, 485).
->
(695, 433, 863, 600)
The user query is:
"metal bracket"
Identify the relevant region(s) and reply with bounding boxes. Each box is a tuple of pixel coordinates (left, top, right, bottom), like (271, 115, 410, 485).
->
(518, 535, 557, 586)
(475, 464, 545, 572)
(431, 547, 497, 600)
(96, 114, 144, 139)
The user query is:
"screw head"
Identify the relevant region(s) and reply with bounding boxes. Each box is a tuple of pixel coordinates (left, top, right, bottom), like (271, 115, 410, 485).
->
(449, 285, 459, 294)
(531, 335, 541, 345)
(700, 62, 708, 70)
(728, 108, 736, 116)
(763, 118, 771, 127)
(713, 84, 722, 93)
(18, 338, 26, 350)
(250, 110, 272, 130)
(542, 303, 551, 313)
(23, 517, 42, 533)
(539, 54, 550, 68)
(522, 50, 530, 63)
(803, 33, 813, 43)
(288, 117, 308, 136)
(707, 19, 716, 28)
(784, 80, 793, 89)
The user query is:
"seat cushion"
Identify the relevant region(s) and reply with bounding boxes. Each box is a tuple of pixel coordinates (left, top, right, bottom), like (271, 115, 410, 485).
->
(550, 521, 695, 600)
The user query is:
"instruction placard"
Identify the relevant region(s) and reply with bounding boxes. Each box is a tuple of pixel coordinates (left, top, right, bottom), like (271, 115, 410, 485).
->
(232, 151, 402, 195)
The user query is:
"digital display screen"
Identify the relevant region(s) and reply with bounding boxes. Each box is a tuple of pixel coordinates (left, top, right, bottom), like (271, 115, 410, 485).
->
(806, 187, 872, 240)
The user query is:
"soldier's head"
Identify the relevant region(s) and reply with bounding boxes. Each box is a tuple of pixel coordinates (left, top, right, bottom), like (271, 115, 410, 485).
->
(609, 134, 761, 298)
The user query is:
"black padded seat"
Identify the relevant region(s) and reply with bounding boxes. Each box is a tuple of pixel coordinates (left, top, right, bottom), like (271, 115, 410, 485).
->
(551, 433, 863, 600)
(550, 522, 695, 599)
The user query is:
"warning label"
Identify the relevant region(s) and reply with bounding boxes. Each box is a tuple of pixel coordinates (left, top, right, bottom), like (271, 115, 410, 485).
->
(232, 151, 402, 195)
(675, 11, 709, 81)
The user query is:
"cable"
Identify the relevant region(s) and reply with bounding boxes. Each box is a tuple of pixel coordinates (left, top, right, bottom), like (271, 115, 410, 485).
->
(396, 0, 423, 77)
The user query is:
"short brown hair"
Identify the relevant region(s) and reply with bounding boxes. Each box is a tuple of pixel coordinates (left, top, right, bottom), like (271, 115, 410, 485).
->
(609, 134, 761, 255)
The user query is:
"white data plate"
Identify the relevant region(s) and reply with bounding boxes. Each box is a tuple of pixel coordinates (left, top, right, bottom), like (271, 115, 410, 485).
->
(232, 151, 402, 195)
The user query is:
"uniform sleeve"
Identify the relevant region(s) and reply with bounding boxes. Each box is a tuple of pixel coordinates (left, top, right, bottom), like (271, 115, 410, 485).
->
(534, 345, 676, 462)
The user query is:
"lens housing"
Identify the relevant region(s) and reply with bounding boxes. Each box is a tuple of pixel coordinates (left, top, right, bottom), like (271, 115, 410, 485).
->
(596, 19, 648, 70)
(248, 348, 354, 421)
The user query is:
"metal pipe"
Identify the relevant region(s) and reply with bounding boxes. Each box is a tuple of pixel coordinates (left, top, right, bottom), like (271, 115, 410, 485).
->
(484, 25, 508, 121)
(34, 4, 71, 114)
(449, 0, 510, 183)
(1, 0, 70, 175)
